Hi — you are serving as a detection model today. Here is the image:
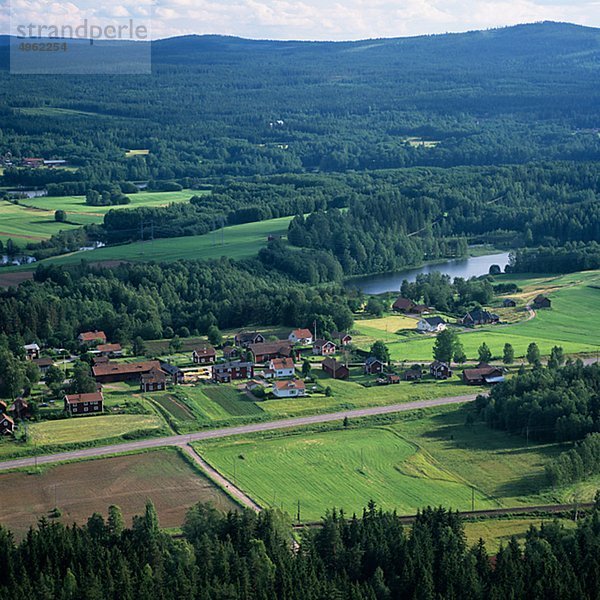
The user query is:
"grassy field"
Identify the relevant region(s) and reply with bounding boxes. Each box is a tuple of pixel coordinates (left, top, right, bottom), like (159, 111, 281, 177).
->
(463, 517, 577, 553)
(27, 414, 165, 446)
(0, 449, 238, 539)
(28, 215, 294, 266)
(0, 190, 198, 243)
(196, 403, 600, 522)
(197, 426, 498, 520)
(357, 271, 600, 361)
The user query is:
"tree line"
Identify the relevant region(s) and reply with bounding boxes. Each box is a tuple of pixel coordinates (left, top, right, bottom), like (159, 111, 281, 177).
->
(3, 498, 600, 599)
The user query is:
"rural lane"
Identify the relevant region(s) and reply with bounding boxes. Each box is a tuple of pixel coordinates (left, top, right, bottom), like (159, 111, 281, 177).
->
(0, 393, 479, 472)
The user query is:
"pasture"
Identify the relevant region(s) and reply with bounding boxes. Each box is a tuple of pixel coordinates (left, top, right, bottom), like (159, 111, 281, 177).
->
(27, 414, 165, 446)
(196, 426, 498, 521)
(0, 190, 198, 243)
(0, 449, 238, 539)
(34, 215, 294, 266)
(463, 517, 577, 553)
(360, 271, 600, 361)
(197, 403, 600, 522)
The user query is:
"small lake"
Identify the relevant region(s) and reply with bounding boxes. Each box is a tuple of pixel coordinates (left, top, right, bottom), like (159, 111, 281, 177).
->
(346, 252, 511, 294)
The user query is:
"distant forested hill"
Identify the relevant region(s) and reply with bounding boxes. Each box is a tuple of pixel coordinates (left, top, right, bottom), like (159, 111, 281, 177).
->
(1, 22, 600, 185)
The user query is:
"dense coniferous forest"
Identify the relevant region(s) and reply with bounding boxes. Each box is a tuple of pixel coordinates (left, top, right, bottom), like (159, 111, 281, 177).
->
(3, 500, 600, 600)
(2, 23, 600, 184)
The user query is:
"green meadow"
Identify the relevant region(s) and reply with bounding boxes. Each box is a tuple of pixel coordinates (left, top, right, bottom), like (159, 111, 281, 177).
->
(361, 271, 600, 362)
(197, 404, 600, 521)
(0, 190, 199, 243)
(36, 215, 294, 265)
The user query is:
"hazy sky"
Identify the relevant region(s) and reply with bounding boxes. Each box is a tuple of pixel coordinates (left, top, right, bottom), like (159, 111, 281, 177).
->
(2, 0, 599, 40)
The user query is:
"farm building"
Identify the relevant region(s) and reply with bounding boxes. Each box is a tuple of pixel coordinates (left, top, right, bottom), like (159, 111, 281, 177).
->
(32, 357, 53, 376)
(249, 341, 294, 363)
(322, 357, 349, 380)
(192, 346, 217, 364)
(78, 330, 107, 346)
(364, 357, 385, 375)
(140, 368, 167, 393)
(332, 331, 353, 346)
(0, 414, 15, 435)
(392, 297, 415, 313)
(417, 316, 447, 333)
(387, 374, 401, 384)
(288, 329, 313, 345)
(313, 339, 337, 356)
(272, 379, 306, 398)
(462, 309, 499, 327)
(463, 365, 505, 385)
(23, 343, 40, 360)
(533, 295, 552, 309)
(223, 346, 240, 359)
(235, 331, 265, 348)
(265, 357, 295, 379)
(160, 362, 185, 384)
(503, 298, 517, 307)
(64, 392, 104, 416)
(92, 360, 162, 384)
(92, 355, 110, 366)
(404, 369, 422, 381)
(96, 343, 123, 358)
(413, 304, 429, 314)
(430, 361, 452, 380)
(213, 361, 254, 383)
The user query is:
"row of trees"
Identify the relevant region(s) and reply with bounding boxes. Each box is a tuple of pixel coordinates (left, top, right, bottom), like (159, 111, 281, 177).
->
(3, 499, 600, 599)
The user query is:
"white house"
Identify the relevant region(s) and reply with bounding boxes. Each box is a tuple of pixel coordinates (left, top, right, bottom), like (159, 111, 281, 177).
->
(288, 328, 313, 345)
(265, 357, 295, 379)
(272, 379, 306, 398)
(417, 316, 447, 333)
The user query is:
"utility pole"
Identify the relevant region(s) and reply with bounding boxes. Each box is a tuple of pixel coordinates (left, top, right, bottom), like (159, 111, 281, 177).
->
(297, 500, 301, 522)
(471, 487, 475, 512)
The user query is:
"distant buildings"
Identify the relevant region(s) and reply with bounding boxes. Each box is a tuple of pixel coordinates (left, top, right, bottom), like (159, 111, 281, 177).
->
(24, 343, 40, 360)
(213, 361, 254, 383)
(462, 309, 499, 327)
(192, 346, 217, 364)
(272, 379, 306, 398)
(364, 357, 385, 375)
(463, 365, 505, 385)
(430, 361, 452, 380)
(92, 360, 162, 384)
(64, 392, 104, 416)
(322, 357, 349, 380)
(313, 339, 336, 356)
(417, 316, 447, 333)
(78, 330, 107, 346)
(533, 295, 552, 309)
(140, 368, 167, 393)
(288, 329, 313, 345)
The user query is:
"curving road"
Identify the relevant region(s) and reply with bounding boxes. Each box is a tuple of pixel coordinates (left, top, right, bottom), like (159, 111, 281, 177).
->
(0, 393, 479, 472)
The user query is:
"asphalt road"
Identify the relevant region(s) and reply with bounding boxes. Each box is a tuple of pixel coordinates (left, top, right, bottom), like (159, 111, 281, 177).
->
(0, 393, 478, 472)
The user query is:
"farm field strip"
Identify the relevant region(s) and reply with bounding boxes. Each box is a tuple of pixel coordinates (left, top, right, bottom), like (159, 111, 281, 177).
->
(27, 414, 165, 446)
(26, 215, 295, 265)
(0, 190, 200, 242)
(195, 404, 600, 522)
(0, 449, 238, 539)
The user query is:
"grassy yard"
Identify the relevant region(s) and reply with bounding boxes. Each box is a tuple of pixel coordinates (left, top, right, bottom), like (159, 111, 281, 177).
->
(0, 449, 238, 539)
(196, 403, 600, 522)
(27, 414, 164, 446)
(0, 190, 199, 243)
